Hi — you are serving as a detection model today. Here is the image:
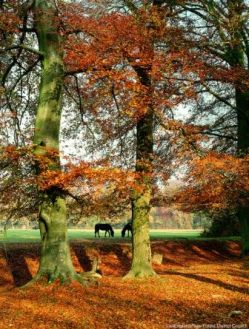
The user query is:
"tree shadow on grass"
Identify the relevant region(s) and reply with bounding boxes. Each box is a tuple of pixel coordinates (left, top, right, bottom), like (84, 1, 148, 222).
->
(2, 283, 248, 328)
(227, 269, 249, 281)
(151, 240, 240, 268)
(72, 245, 92, 272)
(164, 270, 249, 295)
(161, 256, 186, 267)
(101, 244, 131, 275)
(84, 288, 249, 326)
(189, 241, 240, 261)
(72, 243, 132, 276)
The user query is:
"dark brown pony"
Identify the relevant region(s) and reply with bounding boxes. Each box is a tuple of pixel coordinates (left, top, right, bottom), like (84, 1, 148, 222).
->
(95, 223, 114, 237)
(121, 222, 132, 238)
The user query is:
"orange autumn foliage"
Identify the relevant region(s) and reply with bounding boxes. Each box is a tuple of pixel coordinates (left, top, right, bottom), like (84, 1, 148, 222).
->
(1, 145, 146, 218)
(0, 12, 21, 33)
(175, 152, 249, 211)
(2, 0, 248, 218)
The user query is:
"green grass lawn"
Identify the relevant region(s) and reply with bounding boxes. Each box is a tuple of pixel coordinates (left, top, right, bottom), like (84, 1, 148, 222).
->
(0, 228, 240, 243)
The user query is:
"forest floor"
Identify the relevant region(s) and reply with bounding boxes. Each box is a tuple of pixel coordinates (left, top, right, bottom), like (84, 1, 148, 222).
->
(0, 239, 249, 329)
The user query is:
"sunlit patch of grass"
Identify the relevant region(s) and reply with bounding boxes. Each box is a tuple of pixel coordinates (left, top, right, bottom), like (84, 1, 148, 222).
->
(0, 228, 204, 243)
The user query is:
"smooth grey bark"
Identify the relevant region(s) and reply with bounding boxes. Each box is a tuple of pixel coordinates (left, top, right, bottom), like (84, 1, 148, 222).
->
(125, 67, 156, 278)
(31, 0, 79, 283)
(30, 0, 99, 284)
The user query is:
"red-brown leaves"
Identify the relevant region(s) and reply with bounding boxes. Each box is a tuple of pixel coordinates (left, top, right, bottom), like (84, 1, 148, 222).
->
(0, 240, 249, 328)
(0, 145, 136, 217)
(175, 152, 249, 211)
(0, 12, 21, 33)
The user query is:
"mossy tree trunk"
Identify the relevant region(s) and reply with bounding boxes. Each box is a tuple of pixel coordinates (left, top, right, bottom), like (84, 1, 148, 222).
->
(32, 0, 79, 283)
(125, 68, 156, 278)
(37, 193, 78, 282)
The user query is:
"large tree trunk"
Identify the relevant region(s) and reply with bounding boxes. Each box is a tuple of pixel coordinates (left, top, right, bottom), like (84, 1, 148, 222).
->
(236, 89, 249, 256)
(34, 0, 63, 150)
(125, 68, 156, 278)
(37, 193, 78, 282)
(31, 0, 88, 284)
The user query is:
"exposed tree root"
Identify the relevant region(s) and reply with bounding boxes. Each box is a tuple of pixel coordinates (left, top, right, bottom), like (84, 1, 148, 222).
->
(123, 266, 157, 280)
(21, 258, 102, 288)
(20, 273, 42, 289)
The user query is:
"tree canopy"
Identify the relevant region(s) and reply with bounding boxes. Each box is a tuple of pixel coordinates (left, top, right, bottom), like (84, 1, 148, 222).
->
(1, 0, 249, 284)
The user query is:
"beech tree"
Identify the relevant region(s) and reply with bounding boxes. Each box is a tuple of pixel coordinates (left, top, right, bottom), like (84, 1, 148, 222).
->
(62, 0, 199, 277)
(1, 0, 157, 283)
(173, 0, 249, 255)
(31, 0, 80, 283)
(0, 0, 102, 284)
(3, 0, 247, 287)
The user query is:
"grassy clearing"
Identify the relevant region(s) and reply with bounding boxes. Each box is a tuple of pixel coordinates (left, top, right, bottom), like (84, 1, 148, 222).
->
(0, 228, 240, 243)
(0, 228, 202, 243)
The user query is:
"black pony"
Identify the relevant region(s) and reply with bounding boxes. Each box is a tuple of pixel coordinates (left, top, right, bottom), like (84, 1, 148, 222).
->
(121, 222, 132, 238)
(95, 223, 114, 237)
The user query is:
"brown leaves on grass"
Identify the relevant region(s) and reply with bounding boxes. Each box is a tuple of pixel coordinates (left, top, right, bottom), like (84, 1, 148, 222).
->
(0, 240, 249, 329)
